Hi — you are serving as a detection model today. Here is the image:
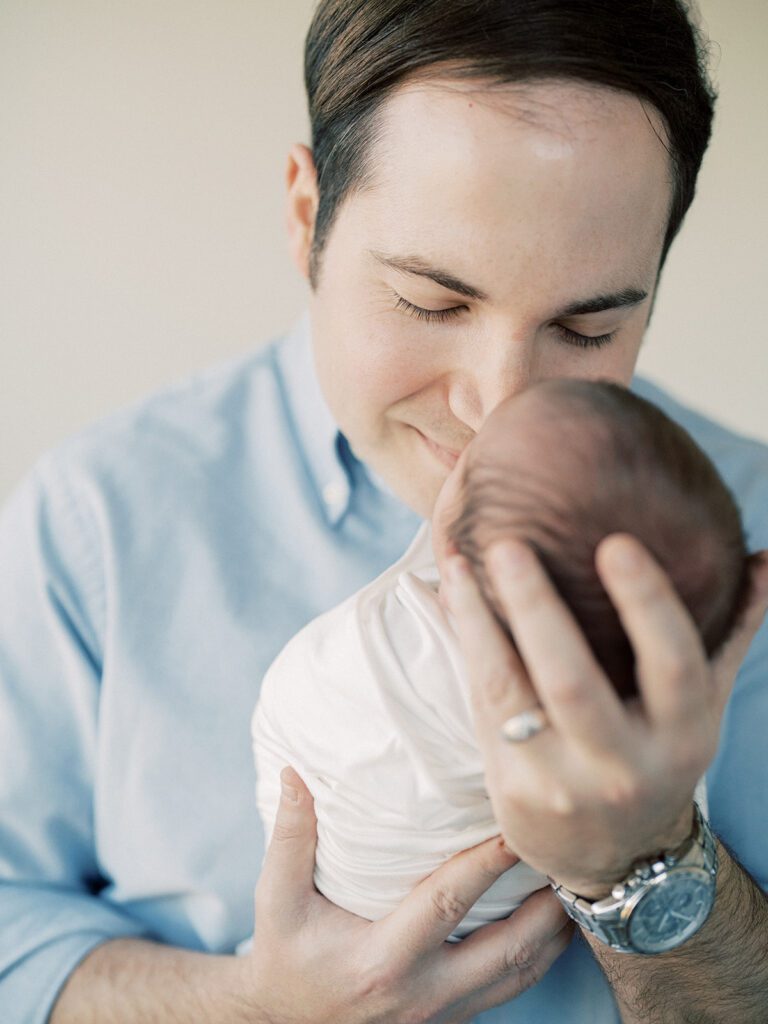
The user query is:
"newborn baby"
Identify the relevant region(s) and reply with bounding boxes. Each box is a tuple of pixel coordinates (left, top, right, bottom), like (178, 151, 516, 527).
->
(250, 379, 748, 941)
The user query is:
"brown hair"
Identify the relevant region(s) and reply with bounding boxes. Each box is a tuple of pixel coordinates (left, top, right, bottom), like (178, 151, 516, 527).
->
(447, 380, 749, 698)
(303, 0, 716, 288)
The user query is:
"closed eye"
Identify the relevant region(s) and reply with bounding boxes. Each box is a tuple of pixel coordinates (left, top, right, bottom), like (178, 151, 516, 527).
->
(553, 324, 617, 349)
(393, 294, 465, 324)
(393, 293, 617, 349)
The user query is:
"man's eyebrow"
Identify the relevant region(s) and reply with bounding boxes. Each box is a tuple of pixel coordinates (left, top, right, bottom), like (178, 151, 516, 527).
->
(368, 249, 648, 315)
(368, 250, 489, 301)
(555, 288, 649, 318)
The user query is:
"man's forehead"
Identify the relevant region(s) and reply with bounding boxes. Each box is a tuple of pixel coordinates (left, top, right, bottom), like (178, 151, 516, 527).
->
(360, 82, 670, 268)
(348, 73, 671, 323)
(376, 72, 669, 150)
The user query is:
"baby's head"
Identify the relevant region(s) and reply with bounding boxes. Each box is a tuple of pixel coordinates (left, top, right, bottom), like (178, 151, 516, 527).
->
(432, 379, 749, 699)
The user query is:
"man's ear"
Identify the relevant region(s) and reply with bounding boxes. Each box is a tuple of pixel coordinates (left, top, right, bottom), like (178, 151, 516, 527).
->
(285, 143, 319, 282)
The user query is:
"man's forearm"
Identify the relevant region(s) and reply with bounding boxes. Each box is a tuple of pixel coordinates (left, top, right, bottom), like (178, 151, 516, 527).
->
(587, 842, 768, 1024)
(51, 937, 256, 1024)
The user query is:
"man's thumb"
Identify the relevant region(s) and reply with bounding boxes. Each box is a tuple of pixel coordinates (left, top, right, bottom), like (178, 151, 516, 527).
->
(278, 764, 307, 804)
(256, 765, 318, 920)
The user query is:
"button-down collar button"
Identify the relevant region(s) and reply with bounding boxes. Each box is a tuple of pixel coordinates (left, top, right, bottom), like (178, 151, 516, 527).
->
(322, 479, 348, 512)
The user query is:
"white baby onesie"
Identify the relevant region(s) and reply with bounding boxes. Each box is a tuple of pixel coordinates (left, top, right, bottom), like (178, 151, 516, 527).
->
(251, 522, 549, 941)
(250, 521, 709, 944)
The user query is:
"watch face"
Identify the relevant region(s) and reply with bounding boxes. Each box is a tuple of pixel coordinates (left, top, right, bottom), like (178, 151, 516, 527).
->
(627, 868, 715, 954)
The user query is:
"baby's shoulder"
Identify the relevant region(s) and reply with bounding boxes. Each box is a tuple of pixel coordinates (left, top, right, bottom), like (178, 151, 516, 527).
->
(258, 522, 442, 713)
(264, 589, 363, 683)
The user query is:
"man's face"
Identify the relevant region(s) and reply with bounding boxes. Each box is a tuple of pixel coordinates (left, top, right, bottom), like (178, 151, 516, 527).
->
(293, 77, 672, 517)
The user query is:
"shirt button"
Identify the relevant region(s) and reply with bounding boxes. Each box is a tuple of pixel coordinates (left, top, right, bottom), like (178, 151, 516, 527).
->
(322, 480, 347, 511)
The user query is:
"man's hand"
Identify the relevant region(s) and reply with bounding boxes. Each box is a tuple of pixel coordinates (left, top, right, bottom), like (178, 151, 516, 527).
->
(236, 764, 572, 1024)
(443, 534, 768, 898)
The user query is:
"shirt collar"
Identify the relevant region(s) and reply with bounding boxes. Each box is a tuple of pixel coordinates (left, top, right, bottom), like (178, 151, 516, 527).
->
(274, 311, 353, 526)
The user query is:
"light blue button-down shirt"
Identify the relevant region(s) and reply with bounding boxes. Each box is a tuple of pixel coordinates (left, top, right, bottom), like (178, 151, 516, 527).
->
(1, 312, 767, 1023)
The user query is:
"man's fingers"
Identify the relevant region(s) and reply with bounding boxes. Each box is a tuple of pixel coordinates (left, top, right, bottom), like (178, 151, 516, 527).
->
(441, 887, 573, 1010)
(255, 765, 319, 928)
(595, 534, 708, 727)
(380, 834, 520, 949)
(444, 556, 538, 732)
(712, 550, 768, 713)
(461, 922, 572, 1021)
(486, 541, 626, 747)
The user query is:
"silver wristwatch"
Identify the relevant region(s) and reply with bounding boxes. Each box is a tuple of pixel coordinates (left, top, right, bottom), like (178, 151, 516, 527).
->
(551, 803, 718, 954)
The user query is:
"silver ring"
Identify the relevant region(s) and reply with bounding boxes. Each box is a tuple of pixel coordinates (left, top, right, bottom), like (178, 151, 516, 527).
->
(500, 706, 550, 743)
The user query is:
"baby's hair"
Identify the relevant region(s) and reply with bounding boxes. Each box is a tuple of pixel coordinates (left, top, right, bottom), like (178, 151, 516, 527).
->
(448, 379, 750, 697)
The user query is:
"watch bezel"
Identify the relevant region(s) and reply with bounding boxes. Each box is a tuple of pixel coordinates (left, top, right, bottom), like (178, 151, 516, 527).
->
(622, 864, 717, 954)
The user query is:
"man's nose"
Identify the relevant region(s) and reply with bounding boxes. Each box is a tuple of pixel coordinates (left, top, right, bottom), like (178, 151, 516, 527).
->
(446, 335, 535, 432)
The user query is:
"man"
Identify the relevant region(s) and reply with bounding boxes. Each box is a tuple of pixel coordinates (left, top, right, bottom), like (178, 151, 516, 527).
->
(1, 2, 767, 1021)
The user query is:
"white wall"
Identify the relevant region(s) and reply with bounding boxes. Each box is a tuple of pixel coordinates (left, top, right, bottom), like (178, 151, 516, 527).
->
(636, 0, 768, 446)
(1, 0, 766, 502)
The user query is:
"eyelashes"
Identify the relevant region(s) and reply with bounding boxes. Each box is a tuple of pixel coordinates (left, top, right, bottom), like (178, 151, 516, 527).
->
(394, 294, 464, 325)
(553, 324, 616, 349)
(392, 293, 617, 349)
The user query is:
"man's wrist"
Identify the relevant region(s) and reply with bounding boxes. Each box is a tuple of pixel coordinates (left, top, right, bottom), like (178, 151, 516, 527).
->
(584, 842, 768, 1024)
(550, 803, 717, 957)
(550, 804, 698, 901)
(224, 948, 274, 1024)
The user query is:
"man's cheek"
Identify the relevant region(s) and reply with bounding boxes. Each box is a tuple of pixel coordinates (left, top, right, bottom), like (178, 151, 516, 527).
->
(354, 355, 422, 410)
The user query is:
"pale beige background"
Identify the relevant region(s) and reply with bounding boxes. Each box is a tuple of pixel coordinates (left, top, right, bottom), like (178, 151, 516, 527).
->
(1, 0, 766, 502)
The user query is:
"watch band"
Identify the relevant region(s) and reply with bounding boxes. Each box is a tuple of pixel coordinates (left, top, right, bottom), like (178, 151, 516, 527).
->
(551, 885, 631, 947)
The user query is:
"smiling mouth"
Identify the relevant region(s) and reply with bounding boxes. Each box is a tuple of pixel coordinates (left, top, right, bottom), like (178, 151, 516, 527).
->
(414, 428, 462, 470)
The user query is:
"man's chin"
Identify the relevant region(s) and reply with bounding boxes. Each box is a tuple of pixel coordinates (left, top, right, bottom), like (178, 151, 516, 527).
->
(367, 453, 445, 519)
(349, 425, 452, 517)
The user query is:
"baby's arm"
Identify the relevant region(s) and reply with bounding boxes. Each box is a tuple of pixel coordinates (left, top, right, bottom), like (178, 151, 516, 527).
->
(250, 584, 546, 937)
(250, 607, 419, 921)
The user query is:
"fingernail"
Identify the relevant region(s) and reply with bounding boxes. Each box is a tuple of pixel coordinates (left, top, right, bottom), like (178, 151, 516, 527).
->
(280, 766, 300, 803)
(608, 537, 641, 573)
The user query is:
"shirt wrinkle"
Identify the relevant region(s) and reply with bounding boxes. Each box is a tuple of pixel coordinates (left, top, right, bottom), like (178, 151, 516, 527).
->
(35, 455, 107, 667)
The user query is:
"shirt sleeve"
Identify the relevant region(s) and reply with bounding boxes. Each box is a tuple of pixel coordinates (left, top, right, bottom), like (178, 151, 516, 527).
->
(709, 604, 768, 892)
(0, 452, 152, 1024)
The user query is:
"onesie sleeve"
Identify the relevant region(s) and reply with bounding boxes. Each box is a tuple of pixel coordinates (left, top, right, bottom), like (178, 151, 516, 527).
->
(0, 455, 152, 1024)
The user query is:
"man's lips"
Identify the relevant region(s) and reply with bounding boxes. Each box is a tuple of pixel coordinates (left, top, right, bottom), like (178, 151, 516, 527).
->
(413, 428, 462, 470)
